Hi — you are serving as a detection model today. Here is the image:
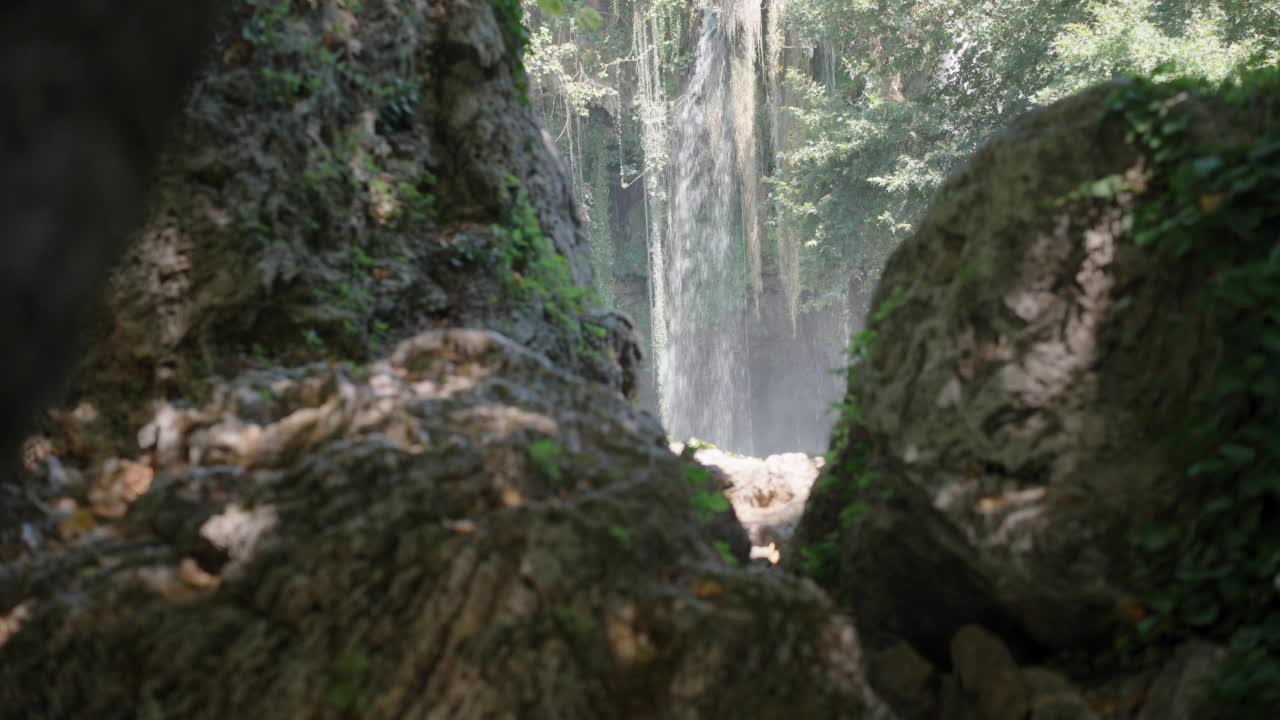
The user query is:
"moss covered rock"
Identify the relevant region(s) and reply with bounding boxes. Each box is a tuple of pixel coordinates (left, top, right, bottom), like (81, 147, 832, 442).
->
(790, 75, 1279, 680)
(66, 0, 634, 455)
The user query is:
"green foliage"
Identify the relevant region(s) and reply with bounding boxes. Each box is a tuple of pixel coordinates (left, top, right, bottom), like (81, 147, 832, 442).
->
(682, 463, 731, 525)
(1037, 0, 1271, 104)
(303, 328, 325, 350)
(242, 0, 292, 48)
(516, 0, 1280, 337)
(608, 525, 632, 546)
(326, 653, 372, 715)
(528, 437, 565, 480)
(395, 175, 437, 224)
(536, 0, 566, 16)
(555, 605, 597, 637)
(261, 66, 322, 103)
(374, 78, 420, 133)
(493, 175, 595, 359)
(492, 0, 533, 103)
(773, 0, 1279, 316)
(713, 540, 740, 567)
(575, 6, 603, 31)
(798, 534, 839, 584)
(1105, 66, 1280, 717)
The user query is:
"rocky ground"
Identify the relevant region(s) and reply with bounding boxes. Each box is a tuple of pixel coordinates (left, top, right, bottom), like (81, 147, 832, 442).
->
(673, 441, 821, 564)
(1, 330, 894, 718)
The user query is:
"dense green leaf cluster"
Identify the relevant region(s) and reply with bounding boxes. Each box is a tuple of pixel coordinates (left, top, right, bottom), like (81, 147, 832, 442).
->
(775, 0, 1277, 313)
(493, 176, 611, 364)
(1110, 66, 1280, 717)
(493, 0, 534, 102)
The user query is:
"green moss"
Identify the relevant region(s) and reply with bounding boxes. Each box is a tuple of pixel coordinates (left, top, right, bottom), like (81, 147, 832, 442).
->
(242, 0, 292, 48)
(796, 286, 905, 585)
(326, 653, 372, 715)
(608, 525, 632, 546)
(713, 540, 740, 567)
(554, 605, 597, 638)
(395, 171, 437, 224)
(490, 0, 532, 104)
(528, 437, 565, 481)
(681, 462, 731, 525)
(493, 175, 596, 361)
(1104, 65, 1280, 717)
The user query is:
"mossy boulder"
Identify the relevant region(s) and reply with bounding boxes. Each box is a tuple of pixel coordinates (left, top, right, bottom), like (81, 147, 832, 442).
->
(63, 0, 635, 457)
(791, 76, 1278, 673)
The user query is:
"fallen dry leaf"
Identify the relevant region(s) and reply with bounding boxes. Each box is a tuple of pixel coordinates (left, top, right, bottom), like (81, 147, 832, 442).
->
(0, 602, 32, 648)
(692, 579, 725, 598)
(58, 509, 97, 541)
(1199, 193, 1225, 214)
(89, 459, 155, 519)
(1113, 594, 1147, 625)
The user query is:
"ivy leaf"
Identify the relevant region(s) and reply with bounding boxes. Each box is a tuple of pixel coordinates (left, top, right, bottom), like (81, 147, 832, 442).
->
(1202, 497, 1234, 515)
(1182, 598, 1221, 628)
(1220, 443, 1257, 466)
(1136, 616, 1161, 640)
(1188, 457, 1227, 477)
(1192, 154, 1223, 177)
(1150, 592, 1176, 614)
(694, 491, 731, 514)
(713, 541, 740, 567)
(1137, 524, 1178, 551)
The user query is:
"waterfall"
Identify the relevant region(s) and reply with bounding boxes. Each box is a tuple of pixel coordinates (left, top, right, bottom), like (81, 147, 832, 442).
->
(729, 0, 764, 312)
(661, 4, 757, 453)
(525, 0, 842, 453)
(766, 0, 801, 335)
(633, 3, 671, 422)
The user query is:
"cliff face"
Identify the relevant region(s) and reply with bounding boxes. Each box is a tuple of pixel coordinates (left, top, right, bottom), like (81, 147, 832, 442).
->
(70, 0, 636, 454)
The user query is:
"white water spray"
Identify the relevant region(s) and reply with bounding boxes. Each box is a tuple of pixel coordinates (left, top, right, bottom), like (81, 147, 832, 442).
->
(661, 4, 760, 453)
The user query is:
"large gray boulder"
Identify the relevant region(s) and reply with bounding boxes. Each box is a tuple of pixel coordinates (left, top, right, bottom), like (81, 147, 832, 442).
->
(790, 80, 1271, 659)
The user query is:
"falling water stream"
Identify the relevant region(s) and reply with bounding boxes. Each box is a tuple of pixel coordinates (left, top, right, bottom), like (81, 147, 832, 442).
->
(661, 7, 755, 454)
